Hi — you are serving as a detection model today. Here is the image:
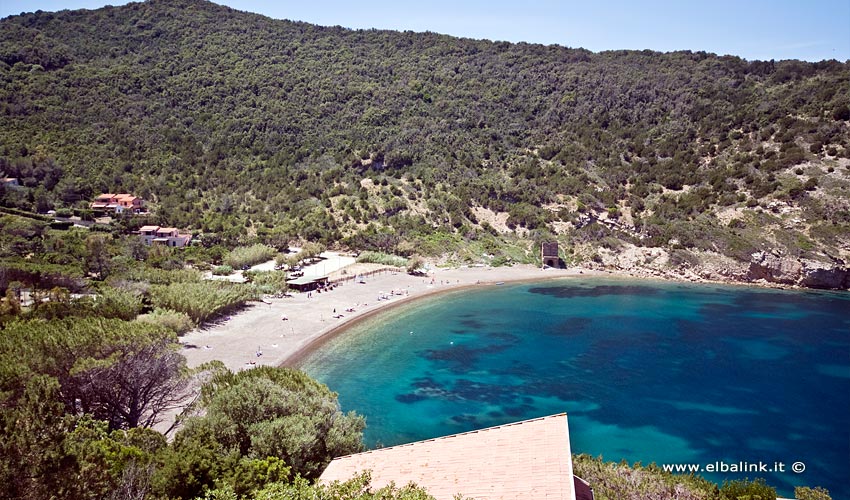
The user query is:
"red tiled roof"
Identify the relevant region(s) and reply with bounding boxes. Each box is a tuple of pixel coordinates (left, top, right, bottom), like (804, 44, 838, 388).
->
(320, 413, 577, 500)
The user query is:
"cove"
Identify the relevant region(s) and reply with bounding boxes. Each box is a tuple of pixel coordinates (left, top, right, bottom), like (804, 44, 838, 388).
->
(297, 278, 850, 497)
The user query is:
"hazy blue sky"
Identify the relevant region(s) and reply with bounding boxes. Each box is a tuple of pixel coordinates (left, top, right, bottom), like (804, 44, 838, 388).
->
(2, 0, 848, 61)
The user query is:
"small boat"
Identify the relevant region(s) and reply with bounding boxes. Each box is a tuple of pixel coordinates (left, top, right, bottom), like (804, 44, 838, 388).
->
(495, 281, 505, 285)
(262, 297, 272, 305)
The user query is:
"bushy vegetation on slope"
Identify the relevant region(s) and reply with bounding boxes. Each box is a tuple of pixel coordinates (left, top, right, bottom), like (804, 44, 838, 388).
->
(0, 0, 847, 267)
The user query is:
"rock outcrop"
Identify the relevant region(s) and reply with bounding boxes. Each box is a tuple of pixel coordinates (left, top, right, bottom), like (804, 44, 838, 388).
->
(747, 252, 849, 290)
(798, 259, 850, 289)
(747, 252, 802, 285)
(590, 245, 850, 290)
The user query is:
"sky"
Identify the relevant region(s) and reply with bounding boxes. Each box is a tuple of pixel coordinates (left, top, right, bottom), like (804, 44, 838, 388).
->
(1, 0, 848, 62)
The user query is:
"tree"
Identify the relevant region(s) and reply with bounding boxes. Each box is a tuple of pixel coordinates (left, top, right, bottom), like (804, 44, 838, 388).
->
(832, 104, 850, 121)
(84, 233, 113, 280)
(0, 318, 191, 430)
(406, 255, 425, 275)
(0, 375, 75, 500)
(0, 286, 22, 320)
(151, 420, 241, 500)
(299, 242, 326, 262)
(79, 338, 191, 428)
(62, 418, 166, 499)
(2, 373, 167, 499)
(184, 365, 365, 479)
(124, 235, 149, 261)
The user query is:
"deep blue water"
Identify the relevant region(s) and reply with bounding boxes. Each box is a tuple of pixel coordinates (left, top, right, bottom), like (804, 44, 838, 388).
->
(298, 278, 850, 497)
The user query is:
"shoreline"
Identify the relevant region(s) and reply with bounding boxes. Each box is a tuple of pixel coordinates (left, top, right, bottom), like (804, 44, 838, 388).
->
(283, 283, 469, 368)
(178, 263, 844, 376)
(178, 265, 596, 373)
(284, 274, 569, 368)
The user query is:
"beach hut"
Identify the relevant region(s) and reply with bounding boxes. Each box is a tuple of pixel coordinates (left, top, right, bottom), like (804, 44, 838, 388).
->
(286, 275, 328, 292)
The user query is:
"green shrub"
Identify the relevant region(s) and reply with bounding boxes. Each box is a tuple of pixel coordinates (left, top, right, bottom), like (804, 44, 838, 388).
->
(90, 287, 144, 321)
(243, 270, 289, 294)
(355, 251, 408, 267)
(795, 486, 832, 500)
(149, 282, 258, 324)
(720, 477, 776, 500)
(152, 366, 368, 499)
(406, 255, 425, 274)
(122, 266, 202, 285)
(135, 308, 195, 335)
(212, 265, 233, 276)
(224, 244, 277, 269)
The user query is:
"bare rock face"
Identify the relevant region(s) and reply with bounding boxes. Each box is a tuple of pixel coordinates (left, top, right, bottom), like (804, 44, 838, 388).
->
(748, 252, 849, 289)
(594, 245, 848, 290)
(798, 259, 850, 289)
(747, 252, 802, 285)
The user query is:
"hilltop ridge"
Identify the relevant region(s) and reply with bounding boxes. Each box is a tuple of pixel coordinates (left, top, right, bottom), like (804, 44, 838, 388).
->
(1, 0, 849, 288)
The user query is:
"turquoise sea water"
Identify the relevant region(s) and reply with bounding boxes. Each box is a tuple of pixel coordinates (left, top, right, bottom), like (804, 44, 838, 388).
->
(297, 278, 850, 497)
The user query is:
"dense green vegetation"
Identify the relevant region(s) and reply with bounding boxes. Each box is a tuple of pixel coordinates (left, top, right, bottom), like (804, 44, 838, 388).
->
(152, 365, 366, 498)
(0, 348, 397, 499)
(0, 212, 265, 329)
(224, 244, 277, 270)
(148, 281, 258, 324)
(0, 208, 406, 497)
(355, 251, 409, 268)
(0, 0, 847, 270)
(0, 1, 844, 498)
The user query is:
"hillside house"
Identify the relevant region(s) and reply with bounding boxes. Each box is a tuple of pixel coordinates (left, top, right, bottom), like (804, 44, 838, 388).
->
(320, 413, 594, 500)
(138, 225, 192, 247)
(90, 193, 147, 214)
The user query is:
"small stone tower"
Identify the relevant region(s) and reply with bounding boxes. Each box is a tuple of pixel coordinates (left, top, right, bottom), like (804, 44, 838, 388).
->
(541, 242, 559, 269)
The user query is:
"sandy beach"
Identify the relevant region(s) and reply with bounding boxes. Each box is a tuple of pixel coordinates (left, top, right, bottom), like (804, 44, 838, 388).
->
(179, 264, 599, 372)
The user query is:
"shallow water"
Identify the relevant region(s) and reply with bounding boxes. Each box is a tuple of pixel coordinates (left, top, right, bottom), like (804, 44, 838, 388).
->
(298, 278, 850, 497)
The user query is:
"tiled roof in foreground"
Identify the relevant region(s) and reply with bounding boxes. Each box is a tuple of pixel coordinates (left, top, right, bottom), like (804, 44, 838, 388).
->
(320, 413, 577, 500)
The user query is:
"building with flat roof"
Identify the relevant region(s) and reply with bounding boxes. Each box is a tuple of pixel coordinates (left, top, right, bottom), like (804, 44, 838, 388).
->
(320, 413, 593, 500)
(286, 275, 328, 292)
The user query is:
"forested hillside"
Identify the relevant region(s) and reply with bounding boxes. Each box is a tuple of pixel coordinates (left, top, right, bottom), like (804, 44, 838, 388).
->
(1, 0, 849, 287)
